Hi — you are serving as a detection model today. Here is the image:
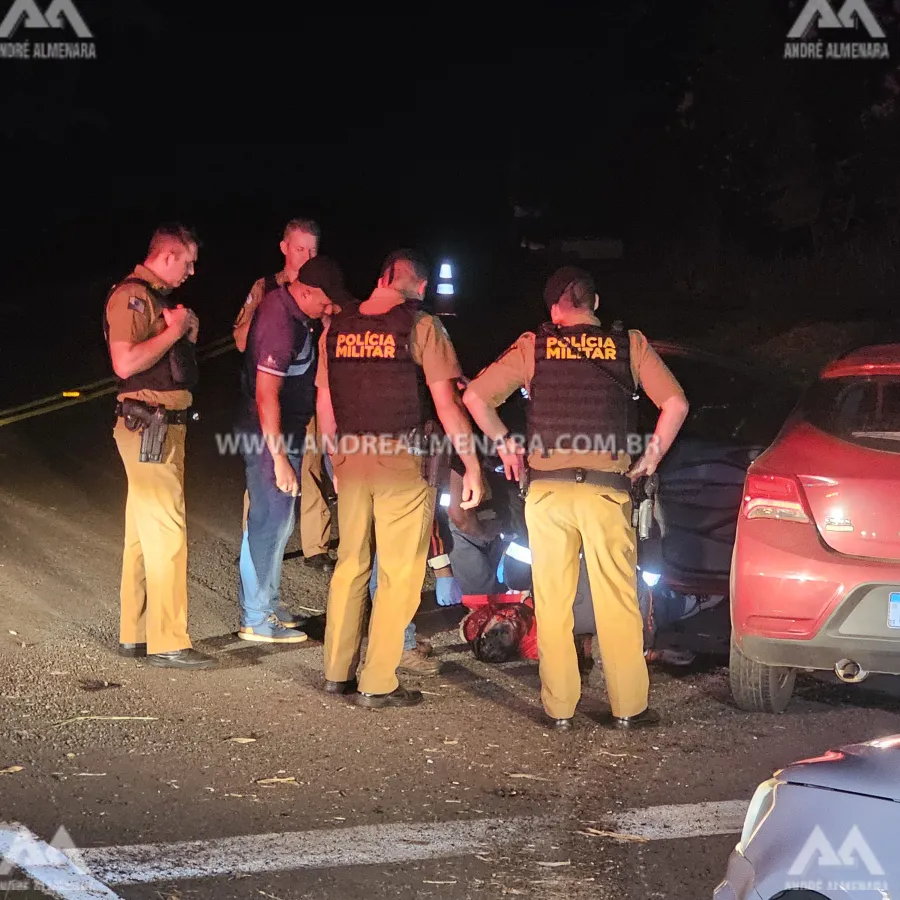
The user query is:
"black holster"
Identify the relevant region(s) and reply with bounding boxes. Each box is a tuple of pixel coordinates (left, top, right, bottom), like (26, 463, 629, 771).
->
(140, 407, 169, 463)
(424, 452, 441, 488)
(119, 399, 169, 464)
(517, 465, 530, 501)
(120, 398, 153, 433)
(405, 420, 442, 486)
(631, 473, 659, 540)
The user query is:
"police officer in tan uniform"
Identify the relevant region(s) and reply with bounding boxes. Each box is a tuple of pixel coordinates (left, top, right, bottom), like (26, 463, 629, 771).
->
(104, 223, 216, 669)
(317, 249, 484, 708)
(464, 266, 688, 729)
(234, 218, 334, 578)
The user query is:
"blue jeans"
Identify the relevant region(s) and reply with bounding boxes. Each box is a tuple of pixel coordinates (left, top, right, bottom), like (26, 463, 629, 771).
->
(369, 556, 417, 651)
(238, 435, 302, 628)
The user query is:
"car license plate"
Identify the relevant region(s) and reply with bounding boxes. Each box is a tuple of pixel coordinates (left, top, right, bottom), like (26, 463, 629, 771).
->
(889, 593, 900, 629)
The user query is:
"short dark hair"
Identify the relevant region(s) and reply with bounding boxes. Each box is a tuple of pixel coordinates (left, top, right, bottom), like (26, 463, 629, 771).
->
(473, 617, 519, 664)
(147, 222, 199, 258)
(380, 248, 430, 284)
(283, 218, 321, 241)
(565, 276, 595, 309)
(543, 265, 595, 310)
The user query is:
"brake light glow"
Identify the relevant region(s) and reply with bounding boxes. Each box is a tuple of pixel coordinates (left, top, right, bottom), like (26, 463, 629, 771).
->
(742, 474, 810, 523)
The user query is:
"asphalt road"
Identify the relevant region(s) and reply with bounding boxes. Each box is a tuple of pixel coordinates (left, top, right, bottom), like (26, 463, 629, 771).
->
(2, 353, 900, 900)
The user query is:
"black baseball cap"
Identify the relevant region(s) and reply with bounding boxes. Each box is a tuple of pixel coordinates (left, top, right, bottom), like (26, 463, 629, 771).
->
(297, 255, 355, 307)
(543, 265, 595, 310)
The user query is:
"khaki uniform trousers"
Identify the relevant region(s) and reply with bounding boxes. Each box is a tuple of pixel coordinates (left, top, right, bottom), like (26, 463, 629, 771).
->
(323, 450, 435, 695)
(240, 416, 331, 557)
(298, 414, 332, 556)
(113, 419, 191, 655)
(525, 477, 649, 719)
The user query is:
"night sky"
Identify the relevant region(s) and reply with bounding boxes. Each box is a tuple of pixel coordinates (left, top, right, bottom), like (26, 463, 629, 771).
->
(1, 1, 898, 396)
(1, 5, 695, 271)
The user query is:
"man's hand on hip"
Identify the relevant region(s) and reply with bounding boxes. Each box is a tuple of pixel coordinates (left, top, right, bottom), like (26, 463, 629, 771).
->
(628, 442, 662, 482)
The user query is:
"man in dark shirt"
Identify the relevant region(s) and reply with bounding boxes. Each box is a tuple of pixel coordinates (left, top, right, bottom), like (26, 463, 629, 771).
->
(236, 256, 352, 642)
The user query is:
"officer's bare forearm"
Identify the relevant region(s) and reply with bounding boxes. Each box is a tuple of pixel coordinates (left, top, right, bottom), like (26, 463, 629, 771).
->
(316, 387, 337, 452)
(462, 388, 509, 443)
(256, 372, 288, 458)
(431, 381, 480, 474)
(438, 407, 480, 474)
(650, 395, 690, 457)
(109, 328, 182, 380)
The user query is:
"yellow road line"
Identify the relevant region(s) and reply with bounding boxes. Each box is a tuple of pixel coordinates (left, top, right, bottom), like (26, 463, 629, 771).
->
(0, 336, 236, 427)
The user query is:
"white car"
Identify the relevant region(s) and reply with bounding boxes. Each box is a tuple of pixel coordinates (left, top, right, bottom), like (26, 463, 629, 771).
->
(715, 735, 900, 899)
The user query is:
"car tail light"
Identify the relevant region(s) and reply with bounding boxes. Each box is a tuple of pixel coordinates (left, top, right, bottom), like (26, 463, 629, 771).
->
(742, 474, 810, 523)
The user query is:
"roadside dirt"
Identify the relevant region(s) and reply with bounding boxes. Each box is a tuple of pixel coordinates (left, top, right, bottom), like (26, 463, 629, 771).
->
(3, 355, 900, 899)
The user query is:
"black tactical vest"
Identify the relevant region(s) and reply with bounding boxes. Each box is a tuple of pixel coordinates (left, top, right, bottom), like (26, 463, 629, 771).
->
(526, 322, 638, 457)
(103, 276, 199, 396)
(326, 303, 427, 436)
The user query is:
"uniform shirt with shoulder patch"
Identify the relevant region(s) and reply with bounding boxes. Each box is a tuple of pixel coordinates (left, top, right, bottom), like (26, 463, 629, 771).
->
(233, 269, 290, 353)
(104, 264, 192, 411)
(238, 285, 317, 438)
(106, 281, 154, 345)
(466, 324, 686, 473)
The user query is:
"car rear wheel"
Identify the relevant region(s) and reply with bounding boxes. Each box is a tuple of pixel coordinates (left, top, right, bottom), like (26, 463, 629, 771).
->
(729, 636, 797, 713)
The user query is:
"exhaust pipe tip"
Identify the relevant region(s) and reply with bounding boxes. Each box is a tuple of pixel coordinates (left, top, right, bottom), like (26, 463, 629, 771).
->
(835, 658, 868, 683)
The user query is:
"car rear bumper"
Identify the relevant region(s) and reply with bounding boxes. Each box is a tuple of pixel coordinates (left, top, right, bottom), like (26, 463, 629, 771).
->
(739, 582, 900, 674)
(732, 519, 900, 642)
(740, 629, 900, 675)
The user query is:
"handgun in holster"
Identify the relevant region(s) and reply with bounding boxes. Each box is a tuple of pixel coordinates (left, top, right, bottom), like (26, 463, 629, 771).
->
(631, 473, 659, 540)
(407, 419, 442, 487)
(516, 464, 530, 501)
(120, 399, 169, 464)
(424, 449, 442, 488)
(140, 406, 169, 463)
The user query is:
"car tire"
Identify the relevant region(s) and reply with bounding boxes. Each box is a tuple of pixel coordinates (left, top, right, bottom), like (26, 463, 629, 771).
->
(729, 636, 796, 713)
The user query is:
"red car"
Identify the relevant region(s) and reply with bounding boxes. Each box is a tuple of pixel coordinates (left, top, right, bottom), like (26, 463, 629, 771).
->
(730, 344, 900, 712)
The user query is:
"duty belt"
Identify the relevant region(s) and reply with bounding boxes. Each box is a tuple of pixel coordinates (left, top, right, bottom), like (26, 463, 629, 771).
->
(529, 467, 631, 492)
(115, 400, 191, 425)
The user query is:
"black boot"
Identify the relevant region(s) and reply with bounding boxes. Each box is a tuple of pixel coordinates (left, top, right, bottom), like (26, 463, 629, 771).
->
(547, 716, 574, 732)
(355, 687, 423, 709)
(603, 708, 661, 730)
(147, 649, 218, 670)
(304, 553, 335, 572)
